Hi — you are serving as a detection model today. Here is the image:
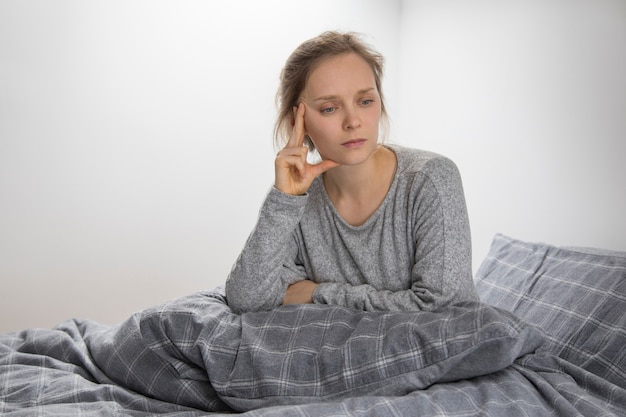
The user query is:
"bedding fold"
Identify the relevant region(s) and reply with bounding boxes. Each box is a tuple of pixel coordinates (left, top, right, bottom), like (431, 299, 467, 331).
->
(2, 285, 624, 416)
(3, 287, 543, 412)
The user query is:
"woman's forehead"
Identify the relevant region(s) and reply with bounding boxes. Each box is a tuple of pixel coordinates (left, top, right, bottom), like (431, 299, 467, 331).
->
(304, 53, 377, 98)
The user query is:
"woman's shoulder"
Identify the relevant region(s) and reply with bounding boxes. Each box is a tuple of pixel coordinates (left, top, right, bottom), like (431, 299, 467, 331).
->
(387, 144, 461, 179)
(387, 145, 466, 211)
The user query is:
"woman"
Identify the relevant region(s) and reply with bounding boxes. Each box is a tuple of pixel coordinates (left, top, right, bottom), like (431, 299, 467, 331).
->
(225, 31, 478, 313)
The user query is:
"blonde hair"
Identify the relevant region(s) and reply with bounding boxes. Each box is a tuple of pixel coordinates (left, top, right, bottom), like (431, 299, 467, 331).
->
(274, 31, 389, 151)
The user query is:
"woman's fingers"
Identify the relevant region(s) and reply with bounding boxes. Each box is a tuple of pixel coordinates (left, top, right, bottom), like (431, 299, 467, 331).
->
(276, 145, 308, 168)
(310, 159, 341, 178)
(278, 154, 306, 177)
(287, 102, 306, 148)
(275, 104, 340, 195)
(283, 280, 318, 305)
(274, 145, 308, 194)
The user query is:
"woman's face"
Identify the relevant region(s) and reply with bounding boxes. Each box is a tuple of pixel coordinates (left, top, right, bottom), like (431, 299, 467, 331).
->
(301, 52, 382, 166)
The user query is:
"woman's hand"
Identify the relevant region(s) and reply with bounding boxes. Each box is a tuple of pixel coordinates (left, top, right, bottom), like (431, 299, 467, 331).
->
(274, 103, 339, 195)
(283, 280, 319, 305)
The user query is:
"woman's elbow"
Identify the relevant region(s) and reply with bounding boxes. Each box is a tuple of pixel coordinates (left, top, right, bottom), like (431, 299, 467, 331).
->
(225, 278, 281, 314)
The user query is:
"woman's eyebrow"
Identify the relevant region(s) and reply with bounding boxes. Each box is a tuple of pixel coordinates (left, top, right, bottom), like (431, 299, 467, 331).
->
(311, 87, 376, 102)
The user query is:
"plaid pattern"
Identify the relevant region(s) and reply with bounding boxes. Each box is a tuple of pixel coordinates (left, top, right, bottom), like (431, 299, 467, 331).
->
(220, 300, 542, 407)
(1, 285, 625, 416)
(475, 233, 626, 388)
(86, 289, 543, 410)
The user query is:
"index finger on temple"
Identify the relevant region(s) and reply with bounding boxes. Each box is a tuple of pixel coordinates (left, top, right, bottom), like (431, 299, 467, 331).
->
(288, 101, 306, 148)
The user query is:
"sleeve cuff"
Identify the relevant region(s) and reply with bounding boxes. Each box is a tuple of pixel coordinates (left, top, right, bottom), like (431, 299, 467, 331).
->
(312, 282, 341, 305)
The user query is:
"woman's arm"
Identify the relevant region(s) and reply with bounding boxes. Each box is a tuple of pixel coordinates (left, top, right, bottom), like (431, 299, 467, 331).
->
(227, 104, 338, 313)
(225, 188, 308, 314)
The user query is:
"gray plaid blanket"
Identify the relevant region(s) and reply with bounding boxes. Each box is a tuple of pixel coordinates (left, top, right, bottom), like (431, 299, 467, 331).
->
(1, 287, 625, 416)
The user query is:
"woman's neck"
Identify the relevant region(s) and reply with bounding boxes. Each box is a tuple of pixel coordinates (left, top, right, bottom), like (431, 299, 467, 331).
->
(322, 145, 397, 226)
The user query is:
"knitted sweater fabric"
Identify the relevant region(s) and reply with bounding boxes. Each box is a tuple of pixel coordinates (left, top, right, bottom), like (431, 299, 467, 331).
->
(225, 145, 478, 313)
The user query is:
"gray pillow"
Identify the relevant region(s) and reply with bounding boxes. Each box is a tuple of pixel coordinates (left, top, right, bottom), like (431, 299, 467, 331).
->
(475, 233, 626, 389)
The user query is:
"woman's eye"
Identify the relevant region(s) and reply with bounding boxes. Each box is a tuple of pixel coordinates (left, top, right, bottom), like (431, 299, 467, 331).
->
(361, 99, 373, 106)
(321, 107, 336, 114)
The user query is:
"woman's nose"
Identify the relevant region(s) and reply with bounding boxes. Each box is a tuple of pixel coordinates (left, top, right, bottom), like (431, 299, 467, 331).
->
(343, 107, 361, 130)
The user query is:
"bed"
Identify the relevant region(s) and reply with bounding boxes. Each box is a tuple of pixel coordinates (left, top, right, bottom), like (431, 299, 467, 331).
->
(1, 233, 625, 416)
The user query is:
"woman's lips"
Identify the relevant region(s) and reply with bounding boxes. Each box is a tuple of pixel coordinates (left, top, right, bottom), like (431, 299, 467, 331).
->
(342, 139, 367, 148)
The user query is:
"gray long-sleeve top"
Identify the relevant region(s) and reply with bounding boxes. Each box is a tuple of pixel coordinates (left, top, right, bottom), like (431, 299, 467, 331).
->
(225, 145, 478, 314)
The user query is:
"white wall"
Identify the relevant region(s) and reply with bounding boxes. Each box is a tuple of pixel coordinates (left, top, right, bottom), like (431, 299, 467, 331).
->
(0, 0, 401, 332)
(2, 0, 625, 333)
(396, 0, 626, 269)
